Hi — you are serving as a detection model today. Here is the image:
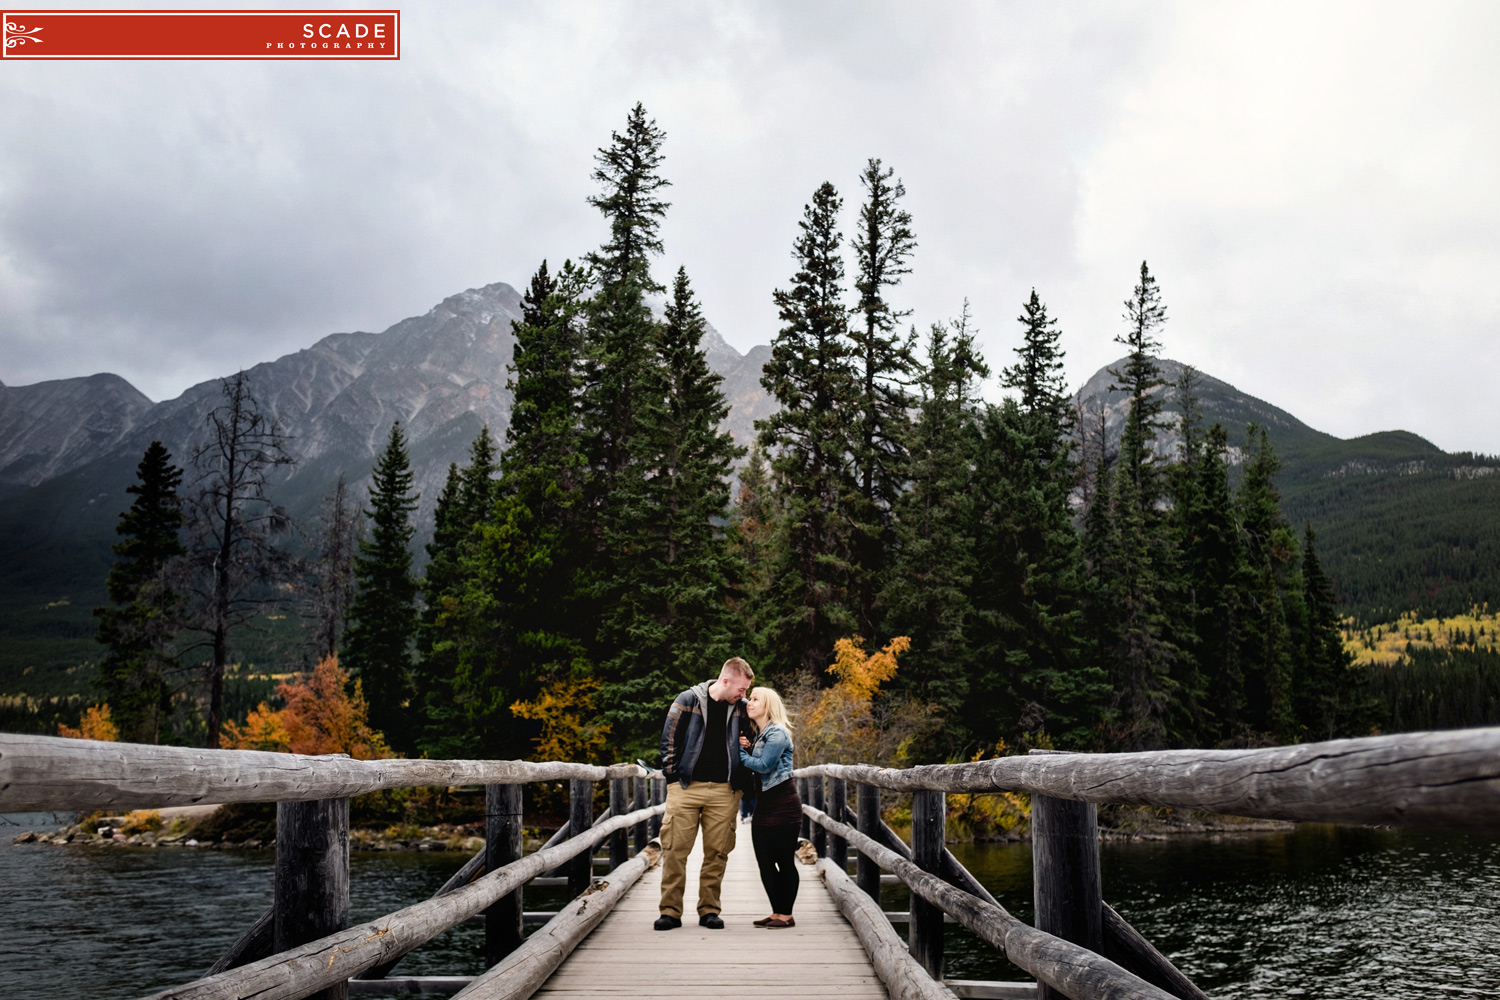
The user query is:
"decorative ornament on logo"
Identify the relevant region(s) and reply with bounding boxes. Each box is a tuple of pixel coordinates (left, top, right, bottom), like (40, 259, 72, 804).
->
(5, 21, 45, 48)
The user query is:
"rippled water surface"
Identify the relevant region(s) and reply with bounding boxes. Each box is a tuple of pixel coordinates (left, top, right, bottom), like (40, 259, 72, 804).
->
(3, 813, 1497, 998)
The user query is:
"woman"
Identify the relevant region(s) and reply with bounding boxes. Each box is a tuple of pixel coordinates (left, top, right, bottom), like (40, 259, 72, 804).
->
(737, 686, 802, 928)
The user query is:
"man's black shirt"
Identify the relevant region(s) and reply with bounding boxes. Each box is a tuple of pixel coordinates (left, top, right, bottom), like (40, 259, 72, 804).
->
(690, 692, 730, 783)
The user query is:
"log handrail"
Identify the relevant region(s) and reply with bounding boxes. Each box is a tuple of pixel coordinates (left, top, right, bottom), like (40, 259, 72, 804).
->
(796, 727, 1500, 831)
(135, 802, 665, 1000)
(0, 733, 640, 812)
(802, 805, 1176, 1000)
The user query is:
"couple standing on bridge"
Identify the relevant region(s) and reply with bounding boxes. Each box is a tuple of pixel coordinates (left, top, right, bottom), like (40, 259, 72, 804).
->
(653, 656, 803, 931)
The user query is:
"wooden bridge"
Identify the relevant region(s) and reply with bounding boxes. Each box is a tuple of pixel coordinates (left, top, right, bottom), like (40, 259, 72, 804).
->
(2, 727, 1498, 1000)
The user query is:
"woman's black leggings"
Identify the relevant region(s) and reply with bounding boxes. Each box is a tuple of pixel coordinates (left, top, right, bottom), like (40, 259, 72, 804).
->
(751, 823, 800, 915)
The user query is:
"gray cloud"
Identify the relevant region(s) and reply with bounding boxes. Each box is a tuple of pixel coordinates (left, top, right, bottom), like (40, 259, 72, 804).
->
(2, 1, 1497, 453)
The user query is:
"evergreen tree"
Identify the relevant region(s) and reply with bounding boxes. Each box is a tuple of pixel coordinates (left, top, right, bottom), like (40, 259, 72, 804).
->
(1174, 422, 1246, 742)
(598, 267, 744, 751)
(1002, 289, 1073, 456)
(1237, 424, 1296, 740)
(343, 421, 420, 753)
(93, 441, 186, 744)
(1093, 262, 1177, 748)
(974, 293, 1105, 749)
(883, 310, 986, 738)
(848, 158, 918, 636)
(728, 443, 780, 658)
(757, 181, 859, 677)
(1297, 521, 1366, 739)
(182, 371, 296, 748)
(415, 428, 498, 755)
(429, 260, 593, 761)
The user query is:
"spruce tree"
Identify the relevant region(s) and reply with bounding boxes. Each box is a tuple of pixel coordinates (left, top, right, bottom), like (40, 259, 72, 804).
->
(848, 158, 918, 636)
(430, 259, 593, 760)
(757, 181, 859, 677)
(343, 421, 420, 753)
(1174, 422, 1246, 742)
(415, 428, 498, 755)
(1236, 425, 1296, 740)
(1093, 262, 1178, 748)
(599, 267, 744, 751)
(973, 293, 1105, 749)
(94, 441, 186, 744)
(1297, 521, 1365, 739)
(883, 311, 986, 739)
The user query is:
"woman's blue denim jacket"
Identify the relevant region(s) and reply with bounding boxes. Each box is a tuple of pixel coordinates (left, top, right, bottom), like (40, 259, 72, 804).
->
(738, 723, 794, 791)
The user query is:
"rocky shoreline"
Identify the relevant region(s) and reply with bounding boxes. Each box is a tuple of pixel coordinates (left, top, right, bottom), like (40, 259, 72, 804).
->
(11, 804, 495, 853)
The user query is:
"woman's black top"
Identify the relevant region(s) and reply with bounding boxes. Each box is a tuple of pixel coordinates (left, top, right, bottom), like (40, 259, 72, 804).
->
(752, 774, 803, 827)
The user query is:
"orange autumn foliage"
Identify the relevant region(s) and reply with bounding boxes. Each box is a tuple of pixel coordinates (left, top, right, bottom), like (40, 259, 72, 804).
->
(798, 635, 912, 765)
(511, 674, 611, 764)
(223, 654, 391, 759)
(59, 703, 119, 742)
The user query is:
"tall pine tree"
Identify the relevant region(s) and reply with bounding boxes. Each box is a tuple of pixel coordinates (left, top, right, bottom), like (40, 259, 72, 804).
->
(343, 421, 420, 753)
(848, 158, 918, 637)
(757, 181, 860, 677)
(94, 441, 186, 744)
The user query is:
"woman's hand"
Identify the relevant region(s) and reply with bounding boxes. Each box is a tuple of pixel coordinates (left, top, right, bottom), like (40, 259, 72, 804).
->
(738, 735, 751, 749)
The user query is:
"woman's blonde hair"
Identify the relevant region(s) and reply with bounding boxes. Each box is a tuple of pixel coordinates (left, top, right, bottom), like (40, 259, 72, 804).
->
(751, 686, 794, 735)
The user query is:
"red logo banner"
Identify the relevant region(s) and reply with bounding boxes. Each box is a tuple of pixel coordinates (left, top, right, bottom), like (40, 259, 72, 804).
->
(1, 9, 400, 59)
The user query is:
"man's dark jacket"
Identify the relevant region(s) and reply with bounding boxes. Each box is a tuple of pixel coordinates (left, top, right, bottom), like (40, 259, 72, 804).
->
(660, 680, 751, 788)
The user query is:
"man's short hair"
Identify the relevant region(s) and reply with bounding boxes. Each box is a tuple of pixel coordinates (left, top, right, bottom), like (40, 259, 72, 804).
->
(721, 657, 754, 682)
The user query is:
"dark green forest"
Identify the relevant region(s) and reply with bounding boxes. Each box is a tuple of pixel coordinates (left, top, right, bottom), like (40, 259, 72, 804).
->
(5, 103, 1499, 755)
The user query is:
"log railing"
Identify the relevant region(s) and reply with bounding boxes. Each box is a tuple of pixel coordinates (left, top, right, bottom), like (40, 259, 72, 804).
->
(796, 726, 1500, 1000)
(5, 727, 1498, 1000)
(0, 733, 663, 1000)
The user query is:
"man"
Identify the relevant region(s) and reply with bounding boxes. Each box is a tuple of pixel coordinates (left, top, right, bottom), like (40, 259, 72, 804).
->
(654, 656, 754, 930)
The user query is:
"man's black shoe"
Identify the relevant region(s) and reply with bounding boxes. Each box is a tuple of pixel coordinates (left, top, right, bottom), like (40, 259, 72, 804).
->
(699, 913, 724, 929)
(653, 915, 682, 931)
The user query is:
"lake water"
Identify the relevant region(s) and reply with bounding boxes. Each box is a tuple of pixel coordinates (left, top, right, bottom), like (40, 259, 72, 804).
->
(2, 813, 1497, 998)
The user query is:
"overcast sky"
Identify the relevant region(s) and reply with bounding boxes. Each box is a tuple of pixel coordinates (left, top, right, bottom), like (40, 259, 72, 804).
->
(4, 1, 1498, 453)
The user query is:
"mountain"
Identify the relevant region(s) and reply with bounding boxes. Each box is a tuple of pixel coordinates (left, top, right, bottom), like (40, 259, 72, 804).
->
(0, 280, 777, 696)
(1075, 359, 1500, 620)
(0, 373, 155, 494)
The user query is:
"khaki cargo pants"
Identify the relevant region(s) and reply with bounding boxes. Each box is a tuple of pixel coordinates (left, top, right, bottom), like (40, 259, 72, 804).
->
(657, 780, 740, 918)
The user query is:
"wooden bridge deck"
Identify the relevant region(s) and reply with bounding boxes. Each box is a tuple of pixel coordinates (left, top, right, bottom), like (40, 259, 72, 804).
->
(534, 821, 889, 999)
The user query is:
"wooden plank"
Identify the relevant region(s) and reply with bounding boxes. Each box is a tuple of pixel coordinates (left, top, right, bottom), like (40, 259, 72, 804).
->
(133, 803, 663, 1000)
(797, 728, 1500, 830)
(533, 819, 891, 1000)
(349, 979, 474, 996)
(0, 734, 642, 812)
(452, 846, 658, 1000)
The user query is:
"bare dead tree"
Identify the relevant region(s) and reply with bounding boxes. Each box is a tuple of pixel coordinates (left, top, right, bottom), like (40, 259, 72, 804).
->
(180, 371, 296, 748)
(307, 473, 362, 662)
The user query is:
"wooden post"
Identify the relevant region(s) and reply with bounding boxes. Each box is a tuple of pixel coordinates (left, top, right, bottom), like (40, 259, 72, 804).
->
(829, 776, 848, 871)
(810, 776, 827, 857)
(632, 775, 648, 854)
(568, 778, 594, 899)
(908, 789, 945, 980)
(609, 776, 628, 869)
(275, 797, 349, 1000)
(798, 777, 812, 841)
(856, 782, 882, 902)
(485, 783, 524, 967)
(1032, 793, 1103, 1000)
(649, 776, 665, 839)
